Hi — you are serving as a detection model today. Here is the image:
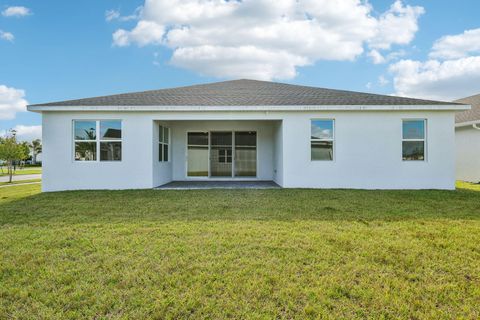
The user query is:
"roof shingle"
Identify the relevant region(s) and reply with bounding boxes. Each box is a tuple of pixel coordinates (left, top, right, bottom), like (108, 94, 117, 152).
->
(30, 79, 460, 107)
(455, 93, 480, 123)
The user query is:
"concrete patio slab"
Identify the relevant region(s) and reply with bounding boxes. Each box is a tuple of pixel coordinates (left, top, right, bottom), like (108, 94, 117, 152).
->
(156, 180, 280, 190)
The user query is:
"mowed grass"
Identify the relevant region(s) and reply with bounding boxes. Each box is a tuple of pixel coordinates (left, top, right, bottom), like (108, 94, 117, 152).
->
(0, 183, 479, 319)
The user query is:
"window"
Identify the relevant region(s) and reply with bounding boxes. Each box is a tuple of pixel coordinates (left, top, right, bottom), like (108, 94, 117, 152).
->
(159, 125, 170, 162)
(311, 120, 334, 161)
(402, 119, 426, 161)
(100, 121, 122, 161)
(218, 149, 232, 163)
(74, 121, 96, 161)
(74, 120, 122, 161)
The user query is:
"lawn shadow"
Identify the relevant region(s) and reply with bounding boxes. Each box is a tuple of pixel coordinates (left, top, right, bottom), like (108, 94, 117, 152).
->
(1, 187, 480, 226)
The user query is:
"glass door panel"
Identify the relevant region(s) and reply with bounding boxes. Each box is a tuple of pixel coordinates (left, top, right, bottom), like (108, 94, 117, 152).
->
(234, 131, 257, 177)
(210, 132, 233, 177)
(187, 132, 209, 177)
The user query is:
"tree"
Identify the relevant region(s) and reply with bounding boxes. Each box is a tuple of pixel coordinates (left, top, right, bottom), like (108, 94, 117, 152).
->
(29, 139, 42, 164)
(0, 131, 30, 183)
(20, 142, 30, 168)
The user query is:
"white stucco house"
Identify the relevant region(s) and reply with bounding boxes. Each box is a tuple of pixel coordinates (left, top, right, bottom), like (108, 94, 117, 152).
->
(27, 79, 469, 192)
(455, 93, 480, 183)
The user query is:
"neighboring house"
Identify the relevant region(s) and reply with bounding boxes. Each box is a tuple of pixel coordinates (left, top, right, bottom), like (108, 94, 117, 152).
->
(27, 80, 468, 192)
(455, 94, 480, 183)
(27, 151, 42, 164)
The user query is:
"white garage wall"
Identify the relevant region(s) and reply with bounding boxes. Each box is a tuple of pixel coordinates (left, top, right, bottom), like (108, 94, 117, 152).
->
(456, 126, 480, 183)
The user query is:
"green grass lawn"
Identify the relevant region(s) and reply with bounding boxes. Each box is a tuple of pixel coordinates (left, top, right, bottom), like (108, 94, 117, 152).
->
(0, 167, 42, 176)
(0, 183, 479, 319)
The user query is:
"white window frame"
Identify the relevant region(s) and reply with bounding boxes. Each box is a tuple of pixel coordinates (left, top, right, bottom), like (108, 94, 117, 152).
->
(159, 125, 170, 162)
(402, 119, 427, 161)
(310, 119, 335, 161)
(73, 120, 122, 162)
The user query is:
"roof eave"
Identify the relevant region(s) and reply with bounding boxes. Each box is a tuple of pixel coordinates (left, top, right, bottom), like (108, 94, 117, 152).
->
(27, 104, 470, 112)
(455, 119, 480, 127)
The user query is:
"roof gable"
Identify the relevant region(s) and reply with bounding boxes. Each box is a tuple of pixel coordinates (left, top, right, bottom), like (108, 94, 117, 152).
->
(30, 79, 460, 107)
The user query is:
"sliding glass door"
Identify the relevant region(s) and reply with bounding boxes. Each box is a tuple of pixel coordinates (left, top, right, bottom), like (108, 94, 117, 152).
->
(234, 131, 256, 177)
(187, 131, 257, 178)
(187, 132, 209, 177)
(210, 132, 233, 177)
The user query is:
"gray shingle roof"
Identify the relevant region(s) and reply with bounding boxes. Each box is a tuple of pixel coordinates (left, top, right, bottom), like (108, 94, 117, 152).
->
(455, 93, 480, 123)
(30, 79, 460, 107)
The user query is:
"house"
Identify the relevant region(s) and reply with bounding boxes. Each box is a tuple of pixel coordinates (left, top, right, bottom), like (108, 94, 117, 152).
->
(455, 93, 480, 183)
(27, 79, 469, 192)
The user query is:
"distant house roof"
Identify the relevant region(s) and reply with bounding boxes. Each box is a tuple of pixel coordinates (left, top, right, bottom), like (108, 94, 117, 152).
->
(104, 128, 121, 139)
(29, 79, 461, 108)
(455, 93, 480, 124)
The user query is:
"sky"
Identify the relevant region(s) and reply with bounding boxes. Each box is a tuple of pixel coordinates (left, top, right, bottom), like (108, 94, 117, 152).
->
(1, 0, 480, 141)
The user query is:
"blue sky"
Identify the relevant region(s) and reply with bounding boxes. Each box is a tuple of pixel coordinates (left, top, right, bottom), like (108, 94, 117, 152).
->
(1, 0, 480, 141)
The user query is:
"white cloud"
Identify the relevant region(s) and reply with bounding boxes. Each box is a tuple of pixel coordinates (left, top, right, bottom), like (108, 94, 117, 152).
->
(105, 9, 121, 22)
(390, 27, 480, 101)
(387, 49, 407, 60)
(112, 0, 424, 80)
(2, 6, 31, 17)
(378, 75, 390, 86)
(430, 28, 480, 60)
(390, 57, 480, 101)
(0, 30, 14, 42)
(0, 85, 28, 120)
(105, 7, 142, 22)
(11, 125, 42, 142)
(368, 49, 407, 64)
(369, 0, 424, 50)
(171, 45, 308, 80)
(368, 50, 386, 64)
(113, 20, 164, 47)
(364, 75, 390, 90)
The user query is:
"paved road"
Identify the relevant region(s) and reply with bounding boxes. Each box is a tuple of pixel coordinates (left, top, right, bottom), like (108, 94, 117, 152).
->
(0, 174, 42, 183)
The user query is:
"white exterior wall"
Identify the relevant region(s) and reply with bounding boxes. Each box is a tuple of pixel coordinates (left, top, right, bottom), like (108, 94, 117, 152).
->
(272, 121, 284, 186)
(41, 110, 456, 191)
(42, 112, 154, 192)
(282, 111, 455, 189)
(456, 126, 480, 183)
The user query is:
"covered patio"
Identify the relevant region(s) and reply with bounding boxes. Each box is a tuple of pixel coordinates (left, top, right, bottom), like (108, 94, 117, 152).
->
(153, 119, 283, 187)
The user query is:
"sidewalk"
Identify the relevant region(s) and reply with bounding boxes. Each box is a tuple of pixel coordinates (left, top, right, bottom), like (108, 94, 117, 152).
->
(0, 174, 42, 183)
